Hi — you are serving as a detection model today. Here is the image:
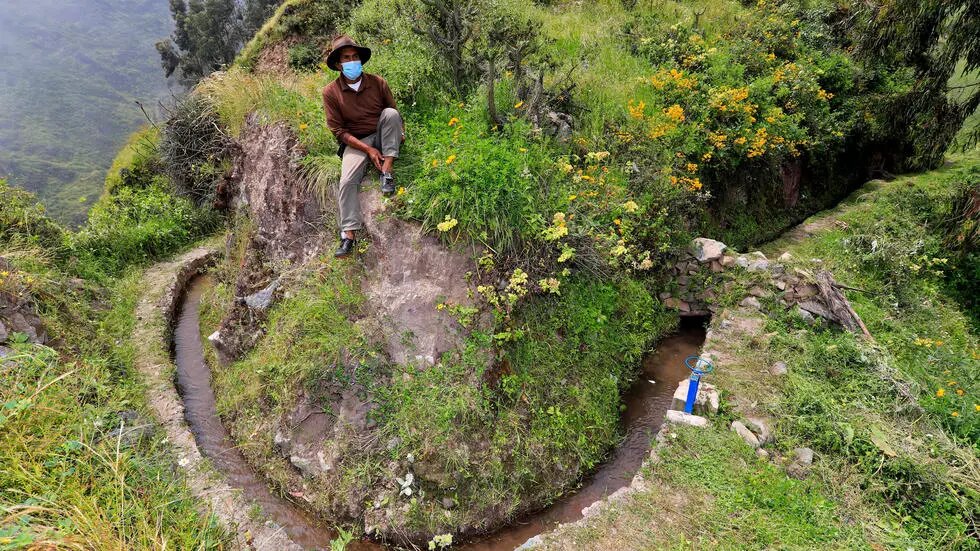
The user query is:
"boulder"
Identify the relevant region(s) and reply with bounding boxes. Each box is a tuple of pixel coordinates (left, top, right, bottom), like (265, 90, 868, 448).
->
(243, 279, 280, 311)
(665, 410, 709, 428)
(787, 447, 814, 479)
(731, 420, 761, 448)
(691, 238, 727, 262)
(744, 417, 772, 445)
(740, 296, 762, 310)
(769, 361, 788, 376)
(747, 259, 770, 272)
(671, 379, 719, 415)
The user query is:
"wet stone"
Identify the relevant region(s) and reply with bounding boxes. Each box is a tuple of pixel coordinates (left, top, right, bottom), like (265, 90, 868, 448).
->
(665, 410, 709, 428)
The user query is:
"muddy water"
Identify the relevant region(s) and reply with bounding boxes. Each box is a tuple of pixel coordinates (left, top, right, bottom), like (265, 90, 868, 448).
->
(173, 275, 705, 550)
(173, 276, 380, 551)
(464, 318, 706, 550)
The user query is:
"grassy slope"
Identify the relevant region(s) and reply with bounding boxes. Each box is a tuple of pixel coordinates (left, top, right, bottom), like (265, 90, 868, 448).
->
(0, 263, 227, 548)
(541, 150, 980, 550)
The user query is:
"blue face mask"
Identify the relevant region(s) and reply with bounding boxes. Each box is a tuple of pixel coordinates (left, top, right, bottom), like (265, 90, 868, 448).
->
(341, 60, 363, 80)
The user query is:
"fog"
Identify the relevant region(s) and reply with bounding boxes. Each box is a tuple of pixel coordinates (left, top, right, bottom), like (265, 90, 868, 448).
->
(0, 0, 174, 224)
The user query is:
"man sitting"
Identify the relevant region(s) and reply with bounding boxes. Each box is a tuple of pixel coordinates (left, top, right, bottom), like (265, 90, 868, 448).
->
(322, 35, 404, 258)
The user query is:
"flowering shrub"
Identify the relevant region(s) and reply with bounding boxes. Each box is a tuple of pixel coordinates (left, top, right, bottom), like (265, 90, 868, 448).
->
(400, 108, 554, 254)
(620, 4, 860, 205)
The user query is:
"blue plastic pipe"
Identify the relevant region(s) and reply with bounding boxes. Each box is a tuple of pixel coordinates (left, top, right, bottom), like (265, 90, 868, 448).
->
(684, 373, 701, 414)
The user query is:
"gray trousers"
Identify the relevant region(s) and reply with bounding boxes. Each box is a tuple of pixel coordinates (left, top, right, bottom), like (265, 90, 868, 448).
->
(337, 107, 403, 232)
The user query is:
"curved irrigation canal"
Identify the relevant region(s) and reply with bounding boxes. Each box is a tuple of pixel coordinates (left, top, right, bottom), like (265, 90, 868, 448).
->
(172, 275, 706, 550)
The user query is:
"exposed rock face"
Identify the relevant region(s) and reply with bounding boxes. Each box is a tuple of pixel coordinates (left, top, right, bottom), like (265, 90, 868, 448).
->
(213, 117, 327, 362)
(0, 289, 47, 345)
(360, 190, 477, 366)
(227, 116, 325, 265)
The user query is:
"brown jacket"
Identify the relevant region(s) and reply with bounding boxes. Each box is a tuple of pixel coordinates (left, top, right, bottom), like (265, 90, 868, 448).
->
(321, 73, 396, 145)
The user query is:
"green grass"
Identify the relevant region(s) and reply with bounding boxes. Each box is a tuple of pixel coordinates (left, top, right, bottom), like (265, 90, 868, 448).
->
(542, 151, 980, 550)
(0, 266, 227, 549)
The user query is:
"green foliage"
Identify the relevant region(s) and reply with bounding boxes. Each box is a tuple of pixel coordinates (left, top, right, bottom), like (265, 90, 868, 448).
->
(212, 261, 366, 417)
(288, 42, 323, 71)
(275, 0, 356, 38)
(376, 277, 673, 529)
(0, 179, 66, 254)
(401, 107, 555, 253)
(859, 0, 980, 162)
(71, 184, 219, 278)
(158, 0, 286, 83)
(649, 427, 863, 547)
(0, 267, 227, 548)
(68, 125, 221, 279)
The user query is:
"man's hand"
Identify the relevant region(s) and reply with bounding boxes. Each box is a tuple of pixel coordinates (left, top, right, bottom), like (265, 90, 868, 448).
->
(367, 147, 384, 172)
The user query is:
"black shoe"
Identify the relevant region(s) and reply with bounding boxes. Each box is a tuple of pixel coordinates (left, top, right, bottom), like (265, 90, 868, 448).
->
(334, 238, 355, 258)
(380, 172, 395, 196)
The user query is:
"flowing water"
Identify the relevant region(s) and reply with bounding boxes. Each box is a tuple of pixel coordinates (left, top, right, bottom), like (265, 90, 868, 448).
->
(172, 275, 706, 550)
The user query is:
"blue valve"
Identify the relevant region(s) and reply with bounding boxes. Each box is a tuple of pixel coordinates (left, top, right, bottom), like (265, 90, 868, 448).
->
(683, 355, 714, 414)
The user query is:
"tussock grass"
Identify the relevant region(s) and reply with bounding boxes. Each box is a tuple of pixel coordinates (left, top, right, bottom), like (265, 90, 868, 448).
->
(0, 270, 227, 549)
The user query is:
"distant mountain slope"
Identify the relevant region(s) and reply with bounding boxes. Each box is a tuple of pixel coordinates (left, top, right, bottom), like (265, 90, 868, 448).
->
(0, 0, 173, 225)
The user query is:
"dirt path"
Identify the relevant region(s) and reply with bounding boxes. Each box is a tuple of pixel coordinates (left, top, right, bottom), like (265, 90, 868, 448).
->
(133, 245, 303, 551)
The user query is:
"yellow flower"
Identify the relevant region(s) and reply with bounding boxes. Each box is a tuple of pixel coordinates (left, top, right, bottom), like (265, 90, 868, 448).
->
(974, 404, 980, 412)
(936, 388, 946, 398)
(956, 389, 965, 396)
(397, 186, 406, 196)
(948, 381, 958, 386)
(298, 123, 308, 130)
(951, 411, 959, 417)
(623, 200, 639, 213)
(628, 100, 646, 119)
(445, 154, 457, 165)
(665, 104, 686, 122)
(448, 117, 460, 126)
(686, 163, 698, 173)
(514, 101, 524, 109)
(734, 136, 747, 145)
(613, 218, 622, 226)
(437, 303, 446, 310)
(817, 89, 834, 101)
(568, 194, 577, 201)
(431, 159, 440, 168)
(519, 147, 528, 153)
(437, 216, 458, 232)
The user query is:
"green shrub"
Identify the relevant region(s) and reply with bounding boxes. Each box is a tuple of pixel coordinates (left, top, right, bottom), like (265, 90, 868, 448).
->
(0, 179, 66, 253)
(287, 42, 322, 71)
(400, 106, 556, 253)
(71, 184, 219, 277)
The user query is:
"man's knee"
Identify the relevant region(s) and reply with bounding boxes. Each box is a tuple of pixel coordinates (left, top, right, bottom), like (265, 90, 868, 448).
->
(380, 107, 401, 122)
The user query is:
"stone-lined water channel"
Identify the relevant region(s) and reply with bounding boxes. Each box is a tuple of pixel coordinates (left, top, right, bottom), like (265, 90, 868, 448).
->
(172, 275, 706, 550)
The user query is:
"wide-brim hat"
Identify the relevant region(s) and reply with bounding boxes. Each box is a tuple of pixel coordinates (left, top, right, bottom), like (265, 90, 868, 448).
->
(326, 35, 372, 71)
